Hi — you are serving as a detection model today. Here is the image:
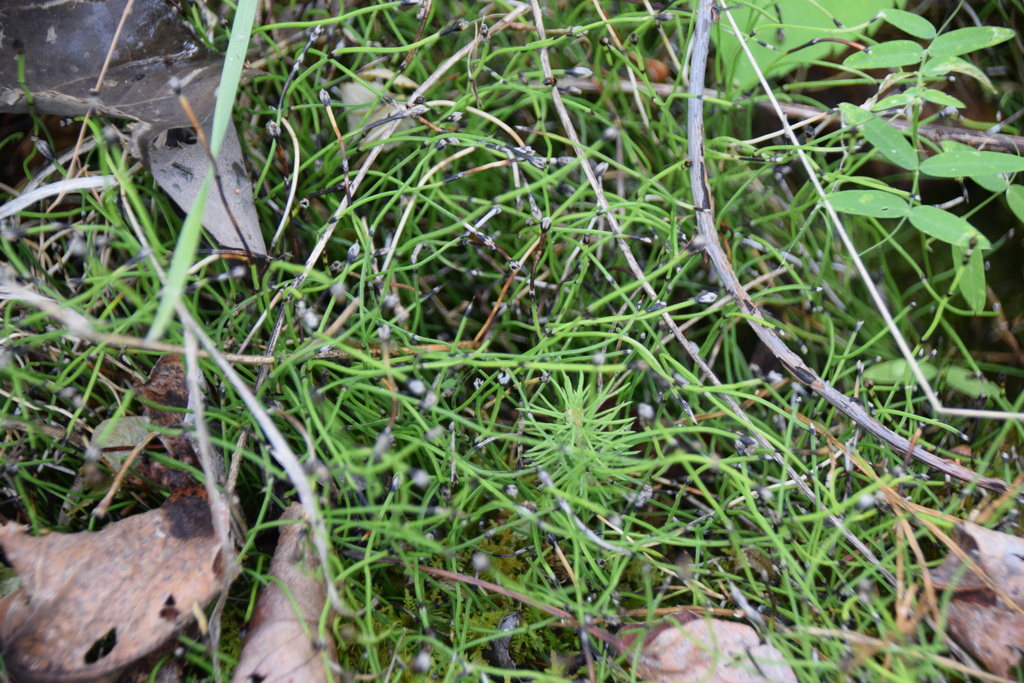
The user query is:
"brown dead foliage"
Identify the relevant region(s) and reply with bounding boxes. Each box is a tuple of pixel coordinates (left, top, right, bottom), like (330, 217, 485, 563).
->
(930, 522, 1024, 677)
(0, 495, 226, 682)
(233, 503, 338, 683)
(620, 611, 797, 683)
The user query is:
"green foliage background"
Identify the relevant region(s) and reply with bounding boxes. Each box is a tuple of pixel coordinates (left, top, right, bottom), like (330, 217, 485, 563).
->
(1, 0, 1023, 680)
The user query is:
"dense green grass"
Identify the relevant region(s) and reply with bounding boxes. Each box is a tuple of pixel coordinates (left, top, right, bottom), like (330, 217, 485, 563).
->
(2, 0, 1024, 680)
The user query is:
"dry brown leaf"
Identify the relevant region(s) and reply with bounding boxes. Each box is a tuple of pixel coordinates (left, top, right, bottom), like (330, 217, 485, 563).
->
(0, 0, 266, 256)
(0, 0, 219, 128)
(233, 503, 338, 683)
(484, 611, 520, 670)
(0, 495, 225, 682)
(145, 123, 264, 254)
(132, 355, 207, 492)
(137, 354, 194, 431)
(929, 522, 1024, 676)
(620, 612, 797, 683)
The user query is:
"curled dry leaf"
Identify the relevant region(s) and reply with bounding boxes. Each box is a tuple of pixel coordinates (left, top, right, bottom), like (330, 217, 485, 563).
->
(0, 496, 226, 683)
(929, 522, 1024, 676)
(484, 611, 520, 670)
(132, 355, 207, 493)
(620, 612, 797, 683)
(233, 503, 339, 683)
(0, 0, 265, 255)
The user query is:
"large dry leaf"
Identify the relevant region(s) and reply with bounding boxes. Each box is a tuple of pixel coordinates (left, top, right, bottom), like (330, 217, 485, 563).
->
(145, 123, 264, 254)
(233, 503, 338, 683)
(620, 612, 797, 683)
(929, 522, 1024, 676)
(0, 495, 225, 682)
(0, 0, 266, 255)
(0, 0, 219, 130)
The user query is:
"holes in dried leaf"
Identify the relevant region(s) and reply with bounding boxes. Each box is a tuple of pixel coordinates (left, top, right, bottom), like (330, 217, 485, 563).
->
(159, 595, 179, 621)
(84, 627, 117, 664)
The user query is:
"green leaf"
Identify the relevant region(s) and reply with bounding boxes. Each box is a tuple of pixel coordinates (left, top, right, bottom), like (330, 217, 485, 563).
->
(1007, 184, 1024, 225)
(844, 40, 924, 69)
(971, 173, 1009, 193)
(841, 101, 918, 168)
(932, 141, 1019, 190)
(882, 9, 936, 40)
(928, 27, 1015, 60)
(953, 244, 986, 313)
(862, 118, 918, 170)
(717, 0, 904, 89)
(870, 92, 917, 110)
(920, 149, 1024, 178)
(908, 206, 991, 248)
(944, 366, 1001, 398)
(838, 102, 872, 127)
(919, 89, 965, 110)
(921, 56, 996, 91)
(829, 190, 910, 217)
(862, 359, 937, 385)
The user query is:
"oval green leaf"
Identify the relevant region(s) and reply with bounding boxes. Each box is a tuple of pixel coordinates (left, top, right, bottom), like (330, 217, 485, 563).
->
(844, 40, 924, 69)
(838, 102, 872, 127)
(920, 149, 1024, 177)
(870, 92, 917, 111)
(829, 190, 910, 217)
(862, 118, 918, 170)
(919, 89, 965, 110)
(929, 27, 1015, 60)
(921, 56, 995, 91)
(971, 173, 1009, 194)
(944, 365, 1001, 398)
(1007, 184, 1024, 226)
(882, 9, 936, 40)
(862, 359, 938, 385)
(908, 206, 991, 249)
(953, 244, 986, 313)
